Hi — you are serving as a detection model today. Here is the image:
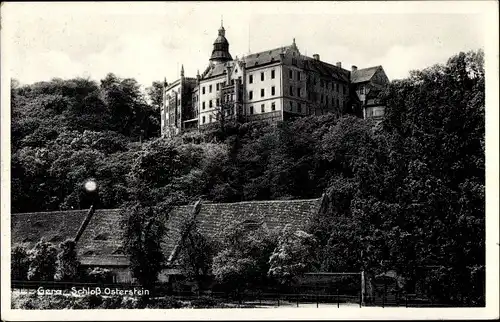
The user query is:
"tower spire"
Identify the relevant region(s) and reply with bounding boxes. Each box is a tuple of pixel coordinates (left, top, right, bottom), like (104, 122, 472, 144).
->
(180, 64, 184, 77)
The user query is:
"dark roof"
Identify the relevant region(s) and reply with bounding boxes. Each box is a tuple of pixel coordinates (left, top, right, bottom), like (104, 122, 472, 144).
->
(351, 66, 381, 83)
(11, 197, 324, 267)
(76, 209, 128, 266)
(243, 46, 290, 69)
(202, 63, 228, 79)
(195, 198, 322, 244)
(11, 209, 87, 248)
(302, 57, 350, 82)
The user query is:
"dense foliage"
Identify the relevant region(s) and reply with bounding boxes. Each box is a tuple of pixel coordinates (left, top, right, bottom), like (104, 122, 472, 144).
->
(11, 50, 485, 305)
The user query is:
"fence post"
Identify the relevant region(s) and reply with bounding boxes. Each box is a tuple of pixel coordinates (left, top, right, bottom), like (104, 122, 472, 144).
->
(316, 293, 319, 308)
(337, 288, 339, 308)
(297, 293, 299, 307)
(359, 290, 362, 308)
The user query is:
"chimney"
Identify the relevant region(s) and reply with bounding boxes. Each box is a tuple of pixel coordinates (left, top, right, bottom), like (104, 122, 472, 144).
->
(336, 62, 342, 68)
(352, 65, 358, 72)
(313, 54, 320, 61)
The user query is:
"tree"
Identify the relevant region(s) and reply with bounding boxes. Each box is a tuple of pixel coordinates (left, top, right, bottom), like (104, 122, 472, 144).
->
(146, 81, 164, 111)
(123, 204, 167, 291)
(268, 225, 317, 286)
(27, 240, 58, 281)
(55, 240, 81, 281)
(177, 220, 214, 292)
(11, 245, 30, 281)
(212, 221, 276, 294)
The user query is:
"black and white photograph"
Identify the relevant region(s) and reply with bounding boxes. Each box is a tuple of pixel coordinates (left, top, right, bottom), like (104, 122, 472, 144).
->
(1, 1, 498, 320)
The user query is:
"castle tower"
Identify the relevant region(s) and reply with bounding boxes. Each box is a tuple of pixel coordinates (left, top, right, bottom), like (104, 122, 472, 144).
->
(209, 20, 233, 64)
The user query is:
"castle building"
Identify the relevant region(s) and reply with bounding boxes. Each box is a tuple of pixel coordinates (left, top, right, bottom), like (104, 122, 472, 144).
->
(161, 23, 389, 137)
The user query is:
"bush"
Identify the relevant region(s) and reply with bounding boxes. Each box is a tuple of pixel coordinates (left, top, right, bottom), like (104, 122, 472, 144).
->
(100, 296, 123, 309)
(11, 245, 30, 280)
(189, 296, 220, 308)
(27, 240, 58, 281)
(151, 296, 186, 309)
(86, 267, 114, 283)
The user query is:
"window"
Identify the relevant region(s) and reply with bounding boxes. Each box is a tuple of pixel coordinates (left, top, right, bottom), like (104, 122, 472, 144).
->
(216, 83, 220, 91)
(231, 79, 235, 85)
(289, 70, 293, 79)
(271, 70, 275, 79)
(271, 86, 275, 96)
(297, 87, 301, 97)
(249, 106, 254, 114)
(209, 100, 213, 108)
(289, 101, 293, 111)
(202, 87, 205, 94)
(290, 86, 294, 96)
(249, 91, 253, 100)
(202, 102, 206, 110)
(297, 71, 301, 80)
(271, 102, 276, 111)
(209, 85, 212, 93)
(261, 72, 264, 81)
(209, 115, 213, 123)
(216, 98, 220, 106)
(249, 74, 253, 83)
(261, 104, 265, 113)
(202, 116, 206, 124)
(298, 103, 302, 113)
(261, 89, 265, 97)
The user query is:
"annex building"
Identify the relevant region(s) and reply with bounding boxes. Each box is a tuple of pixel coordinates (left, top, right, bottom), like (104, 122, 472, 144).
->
(161, 23, 390, 137)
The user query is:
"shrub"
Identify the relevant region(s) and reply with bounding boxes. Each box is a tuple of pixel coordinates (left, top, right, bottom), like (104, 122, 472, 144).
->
(86, 267, 114, 283)
(11, 245, 30, 280)
(55, 239, 81, 281)
(189, 296, 220, 308)
(27, 240, 57, 281)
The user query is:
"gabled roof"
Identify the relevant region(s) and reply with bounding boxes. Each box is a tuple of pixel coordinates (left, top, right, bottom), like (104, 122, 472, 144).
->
(11, 197, 324, 268)
(351, 66, 381, 83)
(243, 46, 291, 69)
(166, 197, 324, 265)
(201, 63, 229, 79)
(76, 209, 127, 266)
(11, 209, 87, 248)
(302, 57, 350, 82)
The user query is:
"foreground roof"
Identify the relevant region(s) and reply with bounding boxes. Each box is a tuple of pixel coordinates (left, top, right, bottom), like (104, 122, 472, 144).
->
(11, 197, 324, 267)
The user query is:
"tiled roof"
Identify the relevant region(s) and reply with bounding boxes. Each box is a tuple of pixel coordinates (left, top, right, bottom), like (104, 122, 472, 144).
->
(76, 209, 127, 266)
(11, 210, 87, 248)
(195, 198, 323, 245)
(302, 57, 350, 82)
(351, 66, 381, 83)
(202, 63, 228, 79)
(243, 46, 290, 68)
(11, 197, 324, 268)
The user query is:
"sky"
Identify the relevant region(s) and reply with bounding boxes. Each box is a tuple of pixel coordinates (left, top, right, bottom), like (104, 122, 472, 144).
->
(2, 2, 489, 88)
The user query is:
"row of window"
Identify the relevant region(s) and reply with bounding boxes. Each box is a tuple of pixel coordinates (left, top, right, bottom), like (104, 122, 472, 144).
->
(248, 87, 277, 100)
(248, 102, 277, 115)
(201, 94, 236, 110)
(249, 70, 276, 84)
(201, 79, 241, 95)
(201, 108, 236, 124)
(288, 101, 305, 113)
(288, 69, 302, 81)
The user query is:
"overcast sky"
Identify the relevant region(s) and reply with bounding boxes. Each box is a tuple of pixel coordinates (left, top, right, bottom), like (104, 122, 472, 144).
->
(3, 2, 489, 88)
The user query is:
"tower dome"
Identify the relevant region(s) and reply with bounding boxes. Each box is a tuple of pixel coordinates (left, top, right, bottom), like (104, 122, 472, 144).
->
(209, 22, 232, 63)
